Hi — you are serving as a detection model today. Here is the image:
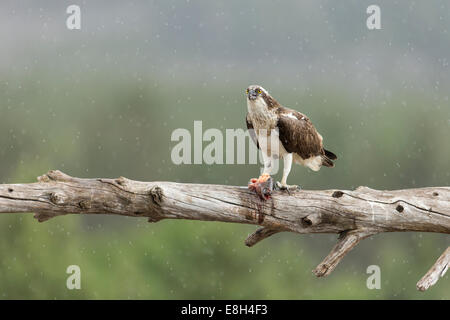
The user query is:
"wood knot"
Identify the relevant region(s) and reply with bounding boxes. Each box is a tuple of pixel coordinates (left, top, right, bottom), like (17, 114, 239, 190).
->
(332, 191, 344, 198)
(48, 192, 65, 205)
(301, 214, 322, 227)
(79, 200, 92, 209)
(302, 217, 313, 227)
(7, 188, 13, 193)
(396, 204, 404, 213)
(432, 192, 439, 197)
(115, 177, 127, 186)
(149, 186, 163, 205)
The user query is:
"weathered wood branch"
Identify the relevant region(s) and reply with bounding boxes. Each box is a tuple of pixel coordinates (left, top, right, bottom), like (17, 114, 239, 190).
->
(0, 170, 448, 291)
(416, 247, 449, 291)
(313, 229, 376, 277)
(245, 227, 282, 247)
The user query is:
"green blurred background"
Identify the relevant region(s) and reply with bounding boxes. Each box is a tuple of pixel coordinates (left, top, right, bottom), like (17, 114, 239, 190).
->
(0, 1, 448, 299)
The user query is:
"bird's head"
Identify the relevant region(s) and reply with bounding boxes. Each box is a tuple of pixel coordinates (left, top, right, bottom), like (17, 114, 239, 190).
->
(246, 85, 280, 109)
(246, 85, 267, 101)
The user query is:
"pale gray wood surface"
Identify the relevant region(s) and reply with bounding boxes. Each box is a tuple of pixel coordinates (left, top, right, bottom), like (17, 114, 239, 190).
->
(0, 170, 448, 291)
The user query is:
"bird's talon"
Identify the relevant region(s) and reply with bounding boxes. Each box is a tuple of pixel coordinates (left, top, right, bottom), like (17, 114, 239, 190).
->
(275, 182, 299, 194)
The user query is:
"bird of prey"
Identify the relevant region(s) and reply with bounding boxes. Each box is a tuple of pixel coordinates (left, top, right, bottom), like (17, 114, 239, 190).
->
(246, 85, 337, 199)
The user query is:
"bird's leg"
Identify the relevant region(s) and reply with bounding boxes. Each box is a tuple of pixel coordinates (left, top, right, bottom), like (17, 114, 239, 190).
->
(275, 153, 299, 193)
(248, 152, 274, 200)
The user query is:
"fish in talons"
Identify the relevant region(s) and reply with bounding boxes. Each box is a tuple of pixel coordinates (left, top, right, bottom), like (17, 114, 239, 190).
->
(248, 173, 274, 200)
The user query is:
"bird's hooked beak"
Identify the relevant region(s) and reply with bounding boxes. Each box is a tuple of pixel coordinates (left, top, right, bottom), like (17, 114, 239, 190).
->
(247, 89, 258, 101)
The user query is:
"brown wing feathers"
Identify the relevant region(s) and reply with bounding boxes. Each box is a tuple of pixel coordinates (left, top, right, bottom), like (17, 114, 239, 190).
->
(276, 107, 337, 167)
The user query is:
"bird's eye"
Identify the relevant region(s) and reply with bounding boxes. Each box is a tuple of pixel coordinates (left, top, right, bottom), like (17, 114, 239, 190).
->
(257, 89, 261, 94)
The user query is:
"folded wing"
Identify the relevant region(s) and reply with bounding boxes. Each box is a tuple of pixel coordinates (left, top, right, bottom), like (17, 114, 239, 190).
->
(276, 107, 336, 167)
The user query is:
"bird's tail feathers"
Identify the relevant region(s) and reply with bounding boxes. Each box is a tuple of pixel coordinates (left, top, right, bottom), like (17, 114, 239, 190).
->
(321, 156, 334, 168)
(324, 149, 337, 160)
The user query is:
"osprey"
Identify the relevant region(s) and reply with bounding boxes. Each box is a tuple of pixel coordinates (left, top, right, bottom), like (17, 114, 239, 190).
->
(246, 85, 337, 199)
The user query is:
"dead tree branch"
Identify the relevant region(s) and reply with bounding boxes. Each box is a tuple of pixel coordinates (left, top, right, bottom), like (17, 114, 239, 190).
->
(0, 170, 448, 291)
(416, 247, 450, 291)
